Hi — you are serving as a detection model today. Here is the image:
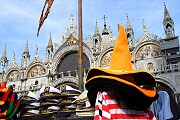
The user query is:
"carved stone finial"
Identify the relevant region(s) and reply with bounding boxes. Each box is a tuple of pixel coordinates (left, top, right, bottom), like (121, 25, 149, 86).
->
(70, 15, 73, 28)
(102, 15, 107, 26)
(142, 19, 147, 33)
(35, 45, 38, 56)
(126, 13, 128, 18)
(12, 51, 15, 61)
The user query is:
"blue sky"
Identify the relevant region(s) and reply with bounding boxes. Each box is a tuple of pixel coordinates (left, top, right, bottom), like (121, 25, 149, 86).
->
(0, 0, 180, 66)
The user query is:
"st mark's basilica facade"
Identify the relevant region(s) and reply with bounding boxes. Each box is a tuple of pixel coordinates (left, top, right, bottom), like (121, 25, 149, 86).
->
(0, 4, 180, 105)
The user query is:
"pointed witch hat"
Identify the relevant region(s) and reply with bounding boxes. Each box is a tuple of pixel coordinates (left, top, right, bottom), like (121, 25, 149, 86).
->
(85, 24, 158, 110)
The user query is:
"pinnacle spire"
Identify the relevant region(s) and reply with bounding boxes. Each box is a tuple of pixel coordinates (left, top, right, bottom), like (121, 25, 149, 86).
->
(125, 13, 132, 31)
(94, 21, 100, 36)
(163, 2, 175, 38)
(125, 14, 134, 46)
(164, 2, 172, 22)
(47, 32, 53, 48)
(23, 39, 29, 54)
(1, 45, 7, 61)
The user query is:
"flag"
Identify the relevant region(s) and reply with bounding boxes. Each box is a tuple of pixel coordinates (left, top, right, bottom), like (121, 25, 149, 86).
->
(37, 0, 54, 36)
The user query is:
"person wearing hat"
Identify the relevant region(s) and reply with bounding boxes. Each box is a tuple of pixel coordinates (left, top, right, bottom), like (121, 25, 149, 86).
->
(85, 24, 158, 119)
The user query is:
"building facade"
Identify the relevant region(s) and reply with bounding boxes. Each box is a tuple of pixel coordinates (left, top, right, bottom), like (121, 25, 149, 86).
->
(0, 4, 180, 105)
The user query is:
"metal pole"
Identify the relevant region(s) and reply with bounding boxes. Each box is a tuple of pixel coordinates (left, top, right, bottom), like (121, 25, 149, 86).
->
(78, 0, 84, 92)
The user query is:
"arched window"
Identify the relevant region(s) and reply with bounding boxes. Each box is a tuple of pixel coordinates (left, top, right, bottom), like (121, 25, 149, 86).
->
(147, 62, 153, 69)
(35, 80, 38, 85)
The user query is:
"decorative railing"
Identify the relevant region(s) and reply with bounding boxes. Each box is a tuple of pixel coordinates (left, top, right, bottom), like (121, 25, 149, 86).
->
(15, 84, 43, 92)
(15, 69, 88, 93)
(167, 54, 180, 59)
(52, 69, 87, 78)
(147, 63, 180, 73)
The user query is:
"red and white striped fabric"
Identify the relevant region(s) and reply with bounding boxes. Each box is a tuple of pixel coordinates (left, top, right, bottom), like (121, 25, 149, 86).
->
(94, 91, 155, 120)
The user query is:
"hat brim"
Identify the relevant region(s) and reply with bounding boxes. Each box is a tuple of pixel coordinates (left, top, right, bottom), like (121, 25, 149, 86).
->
(86, 67, 156, 87)
(40, 93, 61, 99)
(40, 108, 59, 114)
(20, 107, 39, 113)
(58, 109, 76, 113)
(54, 112, 72, 117)
(60, 98, 77, 105)
(39, 95, 61, 100)
(86, 75, 158, 110)
(40, 102, 59, 107)
(60, 91, 81, 97)
(21, 100, 39, 105)
(20, 112, 40, 117)
(23, 96, 38, 101)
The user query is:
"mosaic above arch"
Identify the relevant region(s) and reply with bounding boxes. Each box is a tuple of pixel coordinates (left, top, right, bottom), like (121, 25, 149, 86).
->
(100, 50, 113, 67)
(136, 44, 161, 60)
(27, 65, 46, 78)
(6, 70, 20, 82)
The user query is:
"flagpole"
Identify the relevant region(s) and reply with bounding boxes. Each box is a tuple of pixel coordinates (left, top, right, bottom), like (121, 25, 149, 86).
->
(78, 0, 84, 92)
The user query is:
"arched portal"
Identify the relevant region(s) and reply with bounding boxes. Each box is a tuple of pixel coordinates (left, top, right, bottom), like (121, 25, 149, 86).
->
(156, 81, 180, 106)
(57, 52, 90, 76)
(156, 81, 174, 96)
